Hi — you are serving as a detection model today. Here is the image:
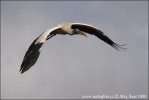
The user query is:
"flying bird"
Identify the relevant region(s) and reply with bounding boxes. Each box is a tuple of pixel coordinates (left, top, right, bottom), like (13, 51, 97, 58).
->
(20, 22, 127, 74)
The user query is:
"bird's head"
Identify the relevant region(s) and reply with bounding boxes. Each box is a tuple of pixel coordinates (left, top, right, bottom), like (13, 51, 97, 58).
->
(72, 29, 87, 37)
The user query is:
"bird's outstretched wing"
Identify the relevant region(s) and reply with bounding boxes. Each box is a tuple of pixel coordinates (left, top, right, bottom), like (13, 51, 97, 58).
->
(71, 23, 127, 51)
(20, 37, 43, 74)
(20, 27, 60, 74)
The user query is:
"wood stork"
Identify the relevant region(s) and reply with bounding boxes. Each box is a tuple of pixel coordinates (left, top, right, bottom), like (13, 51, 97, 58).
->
(20, 22, 127, 74)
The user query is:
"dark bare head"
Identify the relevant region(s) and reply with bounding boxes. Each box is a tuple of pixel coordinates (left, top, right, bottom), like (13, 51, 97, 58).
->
(71, 29, 87, 37)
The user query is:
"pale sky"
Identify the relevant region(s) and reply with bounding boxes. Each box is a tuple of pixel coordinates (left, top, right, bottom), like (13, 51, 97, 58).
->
(1, 1, 148, 99)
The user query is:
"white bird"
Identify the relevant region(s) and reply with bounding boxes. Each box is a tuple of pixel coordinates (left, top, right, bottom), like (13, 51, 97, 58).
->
(20, 22, 127, 74)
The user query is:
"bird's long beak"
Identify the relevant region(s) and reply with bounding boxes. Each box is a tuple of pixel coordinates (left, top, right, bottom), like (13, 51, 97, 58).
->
(80, 32, 87, 37)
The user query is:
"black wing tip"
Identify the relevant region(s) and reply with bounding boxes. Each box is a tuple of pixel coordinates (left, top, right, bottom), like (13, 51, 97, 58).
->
(20, 71, 24, 74)
(111, 43, 127, 52)
(20, 70, 24, 74)
(19, 61, 29, 74)
(19, 67, 27, 74)
(20, 65, 32, 74)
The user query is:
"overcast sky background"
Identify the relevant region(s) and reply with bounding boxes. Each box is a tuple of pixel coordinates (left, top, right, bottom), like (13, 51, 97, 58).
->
(1, 1, 148, 99)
